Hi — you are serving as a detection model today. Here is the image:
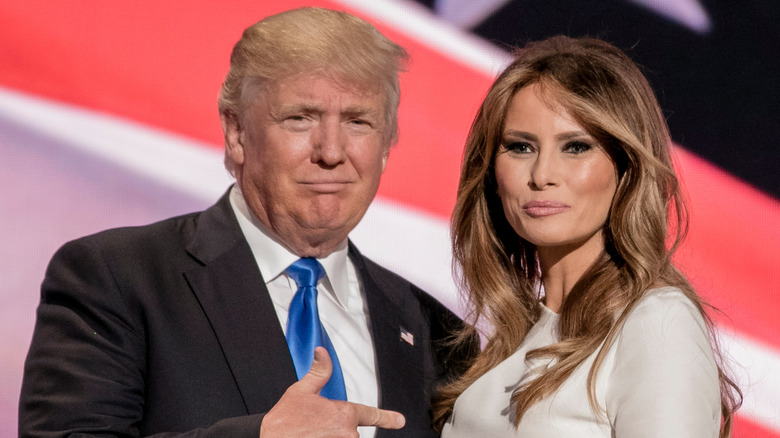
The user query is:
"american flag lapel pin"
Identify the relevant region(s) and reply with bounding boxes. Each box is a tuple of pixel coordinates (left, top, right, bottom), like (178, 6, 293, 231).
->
(400, 327, 414, 346)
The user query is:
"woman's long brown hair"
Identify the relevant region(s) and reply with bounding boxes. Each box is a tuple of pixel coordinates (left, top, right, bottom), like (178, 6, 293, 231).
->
(433, 36, 741, 436)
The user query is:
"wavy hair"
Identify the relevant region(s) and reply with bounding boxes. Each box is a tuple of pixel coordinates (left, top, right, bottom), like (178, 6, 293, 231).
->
(432, 36, 740, 436)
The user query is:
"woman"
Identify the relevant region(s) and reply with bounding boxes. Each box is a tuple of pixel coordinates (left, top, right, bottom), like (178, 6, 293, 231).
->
(435, 36, 740, 437)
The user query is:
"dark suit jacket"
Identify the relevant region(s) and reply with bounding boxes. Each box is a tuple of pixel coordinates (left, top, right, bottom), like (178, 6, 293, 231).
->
(19, 192, 474, 438)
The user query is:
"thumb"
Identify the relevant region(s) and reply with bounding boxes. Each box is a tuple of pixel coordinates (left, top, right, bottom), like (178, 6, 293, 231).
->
(290, 347, 333, 395)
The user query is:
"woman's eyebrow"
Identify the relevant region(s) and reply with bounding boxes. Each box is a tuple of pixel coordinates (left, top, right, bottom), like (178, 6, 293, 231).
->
(502, 130, 538, 142)
(556, 130, 591, 141)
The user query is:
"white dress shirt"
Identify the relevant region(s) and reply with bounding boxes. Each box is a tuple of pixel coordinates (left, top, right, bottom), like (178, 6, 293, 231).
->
(229, 186, 379, 438)
(441, 286, 721, 438)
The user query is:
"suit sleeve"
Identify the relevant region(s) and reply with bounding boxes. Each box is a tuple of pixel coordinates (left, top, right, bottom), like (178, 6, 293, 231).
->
(18, 238, 264, 438)
(604, 290, 722, 437)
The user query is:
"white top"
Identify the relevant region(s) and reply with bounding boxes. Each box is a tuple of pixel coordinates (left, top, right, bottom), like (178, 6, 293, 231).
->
(230, 186, 379, 438)
(441, 286, 721, 438)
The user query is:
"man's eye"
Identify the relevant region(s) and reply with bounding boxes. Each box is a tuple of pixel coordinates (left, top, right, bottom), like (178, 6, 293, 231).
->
(349, 118, 375, 127)
(282, 115, 314, 130)
(564, 141, 592, 154)
(345, 118, 375, 134)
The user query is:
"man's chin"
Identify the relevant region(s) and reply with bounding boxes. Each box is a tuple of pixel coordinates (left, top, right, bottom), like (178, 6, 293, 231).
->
(285, 222, 352, 257)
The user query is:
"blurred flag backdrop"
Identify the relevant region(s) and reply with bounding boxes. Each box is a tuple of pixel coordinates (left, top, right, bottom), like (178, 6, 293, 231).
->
(1, 1, 777, 436)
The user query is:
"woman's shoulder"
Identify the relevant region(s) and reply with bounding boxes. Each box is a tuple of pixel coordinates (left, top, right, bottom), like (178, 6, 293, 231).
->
(628, 285, 704, 321)
(617, 285, 711, 351)
(603, 289, 721, 434)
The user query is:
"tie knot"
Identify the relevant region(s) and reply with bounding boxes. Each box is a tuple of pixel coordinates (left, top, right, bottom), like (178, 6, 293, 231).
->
(286, 258, 325, 288)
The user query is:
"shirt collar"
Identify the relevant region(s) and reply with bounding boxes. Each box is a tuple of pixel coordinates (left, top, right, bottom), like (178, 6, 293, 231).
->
(229, 185, 351, 308)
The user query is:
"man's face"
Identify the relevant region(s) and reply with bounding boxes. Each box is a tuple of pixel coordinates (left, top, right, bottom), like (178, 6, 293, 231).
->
(223, 73, 391, 257)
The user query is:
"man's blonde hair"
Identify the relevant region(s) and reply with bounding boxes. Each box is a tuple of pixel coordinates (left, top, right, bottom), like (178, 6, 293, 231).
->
(218, 7, 408, 173)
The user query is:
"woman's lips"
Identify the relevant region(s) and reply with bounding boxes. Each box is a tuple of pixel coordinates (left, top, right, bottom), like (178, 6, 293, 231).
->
(522, 200, 570, 217)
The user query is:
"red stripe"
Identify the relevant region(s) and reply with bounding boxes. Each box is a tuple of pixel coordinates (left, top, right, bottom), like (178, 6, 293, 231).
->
(0, 0, 485, 218)
(673, 149, 780, 344)
(0, 0, 330, 148)
(733, 415, 780, 438)
(2, 1, 778, 351)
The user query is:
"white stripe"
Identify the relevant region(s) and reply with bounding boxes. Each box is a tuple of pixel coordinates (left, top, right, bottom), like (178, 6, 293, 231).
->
(0, 87, 232, 202)
(434, 0, 514, 29)
(627, 0, 712, 34)
(1, 86, 778, 432)
(333, 0, 511, 77)
(720, 330, 780, 432)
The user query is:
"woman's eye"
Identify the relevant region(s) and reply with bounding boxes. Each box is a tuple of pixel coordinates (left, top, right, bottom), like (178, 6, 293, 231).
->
(504, 141, 533, 154)
(564, 141, 592, 154)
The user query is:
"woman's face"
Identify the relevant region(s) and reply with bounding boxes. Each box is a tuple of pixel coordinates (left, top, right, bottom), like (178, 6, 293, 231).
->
(494, 83, 617, 252)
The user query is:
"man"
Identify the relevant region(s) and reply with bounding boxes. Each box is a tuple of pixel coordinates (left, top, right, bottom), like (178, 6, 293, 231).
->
(18, 7, 473, 438)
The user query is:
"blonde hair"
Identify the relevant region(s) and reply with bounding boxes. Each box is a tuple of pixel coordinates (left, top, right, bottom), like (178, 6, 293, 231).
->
(433, 36, 740, 436)
(218, 7, 408, 173)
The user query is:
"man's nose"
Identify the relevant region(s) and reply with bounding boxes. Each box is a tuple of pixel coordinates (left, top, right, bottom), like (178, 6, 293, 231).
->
(312, 120, 347, 166)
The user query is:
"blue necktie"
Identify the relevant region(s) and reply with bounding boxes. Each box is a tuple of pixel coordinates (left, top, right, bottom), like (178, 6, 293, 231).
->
(285, 258, 347, 400)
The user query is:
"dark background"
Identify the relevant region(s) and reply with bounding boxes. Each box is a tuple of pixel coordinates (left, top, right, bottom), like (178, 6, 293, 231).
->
(415, 0, 779, 198)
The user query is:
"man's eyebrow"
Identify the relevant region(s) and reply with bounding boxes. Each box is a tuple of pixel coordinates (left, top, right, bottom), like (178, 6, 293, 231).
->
(275, 103, 324, 114)
(272, 103, 379, 118)
(341, 105, 380, 118)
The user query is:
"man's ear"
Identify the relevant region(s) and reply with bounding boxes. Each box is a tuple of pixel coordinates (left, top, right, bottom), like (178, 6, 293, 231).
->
(380, 146, 391, 173)
(221, 110, 245, 166)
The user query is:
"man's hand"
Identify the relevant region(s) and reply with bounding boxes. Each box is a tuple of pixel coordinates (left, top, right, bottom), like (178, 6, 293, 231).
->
(260, 347, 405, 437)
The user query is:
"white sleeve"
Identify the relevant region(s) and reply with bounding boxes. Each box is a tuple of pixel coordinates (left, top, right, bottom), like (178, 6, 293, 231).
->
(605, 288, 722, 438)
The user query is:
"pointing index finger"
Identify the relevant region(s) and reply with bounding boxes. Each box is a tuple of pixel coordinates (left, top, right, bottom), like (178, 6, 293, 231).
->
(355, 404, 405, 430)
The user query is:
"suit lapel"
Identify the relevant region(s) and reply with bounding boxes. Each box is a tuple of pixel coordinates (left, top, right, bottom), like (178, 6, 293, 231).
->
(180, 198, 432, 430)
(183, 192, 296, 414)
(349, 245, 427, 422)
